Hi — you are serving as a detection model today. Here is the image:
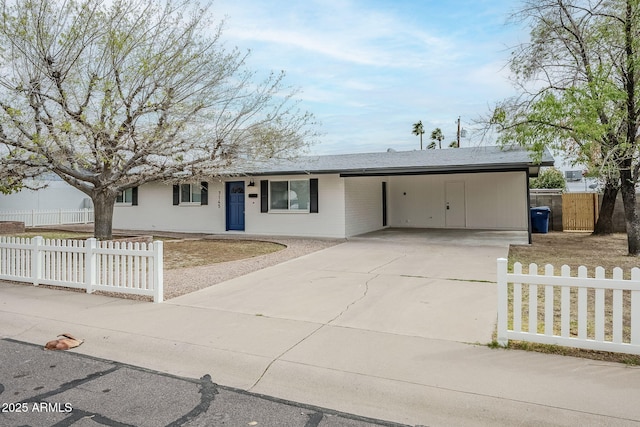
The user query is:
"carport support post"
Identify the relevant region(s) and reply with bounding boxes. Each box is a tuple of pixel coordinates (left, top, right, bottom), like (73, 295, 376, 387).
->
(496, 258, 509, 347)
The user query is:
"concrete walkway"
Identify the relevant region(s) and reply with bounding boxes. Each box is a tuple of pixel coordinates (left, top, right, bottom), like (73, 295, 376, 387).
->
(2, 229, 640, 426)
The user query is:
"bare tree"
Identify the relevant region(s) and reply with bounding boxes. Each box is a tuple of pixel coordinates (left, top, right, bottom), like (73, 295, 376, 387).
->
(0, 0, 318, 239)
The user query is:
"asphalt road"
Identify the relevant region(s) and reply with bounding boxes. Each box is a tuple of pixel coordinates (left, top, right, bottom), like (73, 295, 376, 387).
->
(0, 339, 412, 427)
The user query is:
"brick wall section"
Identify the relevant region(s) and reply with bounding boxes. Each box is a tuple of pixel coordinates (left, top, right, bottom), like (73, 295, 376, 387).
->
(529, 192, 639, 232)
(0, 221, 25, 234)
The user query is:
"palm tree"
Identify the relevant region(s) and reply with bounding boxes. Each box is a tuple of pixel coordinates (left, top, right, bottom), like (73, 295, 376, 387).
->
(412, 121, 425, 150)
(430, 128, 444, 149)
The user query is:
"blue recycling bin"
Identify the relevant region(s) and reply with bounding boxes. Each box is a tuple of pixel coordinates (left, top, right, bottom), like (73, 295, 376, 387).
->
(530, 206, 551, 233)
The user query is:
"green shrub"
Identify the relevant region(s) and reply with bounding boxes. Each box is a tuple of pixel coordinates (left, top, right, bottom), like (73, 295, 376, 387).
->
(530, 167, 566, 190)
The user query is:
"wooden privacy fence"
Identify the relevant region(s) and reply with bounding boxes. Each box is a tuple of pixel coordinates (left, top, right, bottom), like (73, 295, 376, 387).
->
(0, 236, 163, 303)
(497, 258, 640, 355)
(0, 209, 94, 227)
(562, 193, 598, 231)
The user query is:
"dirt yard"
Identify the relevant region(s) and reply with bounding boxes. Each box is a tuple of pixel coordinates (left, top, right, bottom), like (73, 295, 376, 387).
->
(162, 239, 285, 269)
(509, 232, 637, 276)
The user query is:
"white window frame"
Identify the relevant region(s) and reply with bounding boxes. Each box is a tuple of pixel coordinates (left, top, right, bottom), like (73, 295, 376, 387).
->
(116, 188, 133, 205)
(180, 183, 202, 205)
(269, 179, 310, 212)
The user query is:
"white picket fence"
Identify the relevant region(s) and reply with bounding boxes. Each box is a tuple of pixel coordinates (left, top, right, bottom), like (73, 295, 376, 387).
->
(497, 258, 640, 355)
(0, 208, 94, 226)
(0, 236, 163, 303)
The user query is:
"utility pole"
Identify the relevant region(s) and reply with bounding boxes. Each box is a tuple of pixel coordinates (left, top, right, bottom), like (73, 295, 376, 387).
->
(456, 116, 461, 148)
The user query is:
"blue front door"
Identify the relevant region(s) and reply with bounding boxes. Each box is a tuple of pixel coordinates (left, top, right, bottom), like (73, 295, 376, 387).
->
(226, 181, 245, 231)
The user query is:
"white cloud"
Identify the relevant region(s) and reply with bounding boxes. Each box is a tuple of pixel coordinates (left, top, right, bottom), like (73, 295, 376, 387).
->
(220, 1, 454, 69)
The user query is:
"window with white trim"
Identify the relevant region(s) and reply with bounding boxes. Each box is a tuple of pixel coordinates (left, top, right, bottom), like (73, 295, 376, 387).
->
(180, 183, 201, 204)
(116, 188, 133, 204)
(116, 187, 138, 205)
(270, 180, 310, 211)
(173, 182, 208, 206)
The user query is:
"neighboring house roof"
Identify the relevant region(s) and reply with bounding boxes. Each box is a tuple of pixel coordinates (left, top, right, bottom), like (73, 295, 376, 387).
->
(245, 145, 554, 177)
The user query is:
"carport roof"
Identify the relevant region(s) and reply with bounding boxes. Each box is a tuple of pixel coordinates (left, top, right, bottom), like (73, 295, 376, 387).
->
(245, 145, 554, 177)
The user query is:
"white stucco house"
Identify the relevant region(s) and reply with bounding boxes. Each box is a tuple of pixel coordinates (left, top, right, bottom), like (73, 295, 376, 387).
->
(112, 145, 554, 241)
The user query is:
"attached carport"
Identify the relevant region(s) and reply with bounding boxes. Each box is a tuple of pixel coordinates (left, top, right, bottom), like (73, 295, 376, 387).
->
(339, 146, 554, 242)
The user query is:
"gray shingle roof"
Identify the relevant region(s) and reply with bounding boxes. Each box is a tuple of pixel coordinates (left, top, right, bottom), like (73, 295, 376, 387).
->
(245, 145, 554, 176)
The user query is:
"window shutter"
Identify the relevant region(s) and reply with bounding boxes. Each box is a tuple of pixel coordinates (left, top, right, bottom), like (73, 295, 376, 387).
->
(310, 178, 318, 213)
(172, 184, 179, 205)
(260, 180, 268, 213)
(200, 182, 208, 205)
(131, 187, 138, 206)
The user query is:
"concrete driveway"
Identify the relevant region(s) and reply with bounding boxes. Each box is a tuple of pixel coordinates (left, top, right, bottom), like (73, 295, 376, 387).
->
(171, 228, 524, 344)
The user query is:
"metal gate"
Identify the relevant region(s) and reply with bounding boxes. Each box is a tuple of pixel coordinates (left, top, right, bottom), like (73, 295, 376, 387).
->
(562, 193, 599, 231)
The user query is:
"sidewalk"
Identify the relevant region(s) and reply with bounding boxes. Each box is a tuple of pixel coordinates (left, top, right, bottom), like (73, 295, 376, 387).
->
(2, 232, 640, 426)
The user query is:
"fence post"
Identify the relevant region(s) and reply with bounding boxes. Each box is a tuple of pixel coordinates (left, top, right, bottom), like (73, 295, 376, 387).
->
(31, 209, 36, 227)
(152, 240, 164, 303)
(497, 258, 509, 347)
(85, 238, 97, 294)
(31, 236, 44, 286)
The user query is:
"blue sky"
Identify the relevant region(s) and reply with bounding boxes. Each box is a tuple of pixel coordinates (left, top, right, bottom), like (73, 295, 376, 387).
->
(214, 0, 527, 155)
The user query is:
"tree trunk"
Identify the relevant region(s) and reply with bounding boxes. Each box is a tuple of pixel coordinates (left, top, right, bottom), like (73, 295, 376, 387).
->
(593, 182, 618, 235)
(92, 189, 117, 240)
(620, 169, 640, 255)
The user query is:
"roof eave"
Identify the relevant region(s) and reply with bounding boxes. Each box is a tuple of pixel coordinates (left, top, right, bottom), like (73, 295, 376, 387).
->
(340, 164, 542, 177)
(246, 162, 552, 177)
